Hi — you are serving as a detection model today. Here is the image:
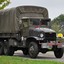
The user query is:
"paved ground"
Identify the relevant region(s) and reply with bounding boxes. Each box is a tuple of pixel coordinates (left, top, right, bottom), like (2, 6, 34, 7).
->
(14, 50, 64, 62)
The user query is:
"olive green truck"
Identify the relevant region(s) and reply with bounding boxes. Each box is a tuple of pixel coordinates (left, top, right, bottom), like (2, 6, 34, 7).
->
(0, 6, 63, 58)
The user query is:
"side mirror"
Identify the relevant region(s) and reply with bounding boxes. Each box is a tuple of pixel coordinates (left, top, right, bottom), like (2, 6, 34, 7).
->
(48, 18, 51, 28)
(46, 18, 51, 28)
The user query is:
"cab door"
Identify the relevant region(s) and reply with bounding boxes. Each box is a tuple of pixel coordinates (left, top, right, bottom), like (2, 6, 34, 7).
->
(22, 19, 29, 37)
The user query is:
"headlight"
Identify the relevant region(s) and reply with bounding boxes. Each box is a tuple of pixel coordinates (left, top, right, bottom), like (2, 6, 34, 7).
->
(40, 34, 44, 37)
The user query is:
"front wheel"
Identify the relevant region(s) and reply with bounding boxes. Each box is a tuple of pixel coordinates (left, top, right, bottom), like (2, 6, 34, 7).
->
(54, 48, 63, 58)
(28, 42, 39, 58)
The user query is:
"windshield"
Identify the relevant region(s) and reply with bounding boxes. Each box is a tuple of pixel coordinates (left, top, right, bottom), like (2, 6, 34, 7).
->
(30, 19, 50, 27)
(30, 19, 40, 25)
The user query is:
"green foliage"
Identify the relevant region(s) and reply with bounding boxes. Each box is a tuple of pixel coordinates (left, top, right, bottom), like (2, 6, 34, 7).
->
(0, 56, 64, 64)
(0, 0, 10, 10)
(51, 14, 64, 34)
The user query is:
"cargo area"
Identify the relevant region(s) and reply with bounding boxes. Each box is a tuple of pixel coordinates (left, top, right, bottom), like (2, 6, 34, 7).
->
(0, 6, 48, 33)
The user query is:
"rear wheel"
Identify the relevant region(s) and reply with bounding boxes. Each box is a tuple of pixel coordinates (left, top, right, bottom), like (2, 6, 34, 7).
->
(54, 48, 63, 58)
(28, 42, 39, 58)
(0, 42, 4, 55)
(4, 41, 14, 56)
(4, 46, 14, 56)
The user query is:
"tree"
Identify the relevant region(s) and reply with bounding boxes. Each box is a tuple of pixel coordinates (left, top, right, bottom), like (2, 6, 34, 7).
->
(0, 0, 10, 10)
(51, 14, 64, 34)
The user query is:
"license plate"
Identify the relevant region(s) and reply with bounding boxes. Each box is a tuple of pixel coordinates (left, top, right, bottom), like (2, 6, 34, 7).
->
(41, 43, 47, 48)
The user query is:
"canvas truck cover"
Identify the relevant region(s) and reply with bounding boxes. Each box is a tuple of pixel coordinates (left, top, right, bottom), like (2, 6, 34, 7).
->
(0, 6, 48, 33)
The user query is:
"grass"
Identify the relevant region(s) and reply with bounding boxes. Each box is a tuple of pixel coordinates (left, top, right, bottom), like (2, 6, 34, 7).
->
(0, 56, 64, 64)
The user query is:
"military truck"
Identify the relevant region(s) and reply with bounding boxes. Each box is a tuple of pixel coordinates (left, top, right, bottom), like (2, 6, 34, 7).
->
(0, 6, 63, 58)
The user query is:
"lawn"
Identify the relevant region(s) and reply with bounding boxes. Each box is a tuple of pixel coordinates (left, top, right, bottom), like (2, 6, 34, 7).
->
(0, 56, 64, 64)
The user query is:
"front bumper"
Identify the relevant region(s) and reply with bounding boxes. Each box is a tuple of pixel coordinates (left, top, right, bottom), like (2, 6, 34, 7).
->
(41, 41, 62, 49)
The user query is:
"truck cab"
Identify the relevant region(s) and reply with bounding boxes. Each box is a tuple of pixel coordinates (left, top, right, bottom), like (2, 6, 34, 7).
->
(20, 17, 63, 58)
(21, 17, 51, 37)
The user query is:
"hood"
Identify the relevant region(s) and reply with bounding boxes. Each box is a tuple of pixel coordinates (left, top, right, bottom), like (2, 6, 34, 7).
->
(33, 28, 55, 33)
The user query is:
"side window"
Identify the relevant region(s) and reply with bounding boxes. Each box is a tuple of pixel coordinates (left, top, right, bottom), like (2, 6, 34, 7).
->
(22, 19, 29, 28)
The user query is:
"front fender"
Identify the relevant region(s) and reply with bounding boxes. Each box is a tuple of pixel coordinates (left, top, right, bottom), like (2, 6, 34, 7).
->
(27, 36, 44, 41)
(26, 36, 44, 47)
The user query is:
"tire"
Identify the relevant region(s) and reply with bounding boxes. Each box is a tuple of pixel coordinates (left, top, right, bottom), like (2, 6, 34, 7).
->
(23, 49, 28, 55)
(28, 42, 39, 58)
(54, 48, 63, 58)
(4, 41, 14, 56)
(4, 46, 14, 56)
(0, 42, 4, 55)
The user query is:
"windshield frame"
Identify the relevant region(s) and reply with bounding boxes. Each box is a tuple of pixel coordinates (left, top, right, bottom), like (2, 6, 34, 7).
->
(21, 17, 51, 28)
(29, 18, 51, 27)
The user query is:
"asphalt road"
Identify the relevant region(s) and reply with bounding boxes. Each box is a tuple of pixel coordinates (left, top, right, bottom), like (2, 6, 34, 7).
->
(14, 50, 64, 62)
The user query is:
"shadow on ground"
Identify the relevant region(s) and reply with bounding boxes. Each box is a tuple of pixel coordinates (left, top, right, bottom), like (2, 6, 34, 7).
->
(13, 50, 61, 60)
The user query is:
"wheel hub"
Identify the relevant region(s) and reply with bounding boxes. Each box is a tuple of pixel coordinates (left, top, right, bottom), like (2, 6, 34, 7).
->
(29, 46, 35, 54)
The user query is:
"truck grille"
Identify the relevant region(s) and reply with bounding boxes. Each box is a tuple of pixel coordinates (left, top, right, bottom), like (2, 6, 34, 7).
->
(45, 33, 56, 41)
